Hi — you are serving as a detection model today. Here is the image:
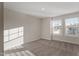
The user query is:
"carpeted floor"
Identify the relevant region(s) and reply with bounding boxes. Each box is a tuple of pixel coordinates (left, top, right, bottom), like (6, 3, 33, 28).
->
(4, 39, 79, 56)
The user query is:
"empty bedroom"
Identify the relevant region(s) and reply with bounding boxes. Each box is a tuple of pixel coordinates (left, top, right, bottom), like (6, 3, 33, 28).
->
(3, 2, 79, 56)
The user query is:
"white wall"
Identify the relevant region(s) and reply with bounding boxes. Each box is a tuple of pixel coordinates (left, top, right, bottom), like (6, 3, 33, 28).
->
(4, 8, 41, 50)
(41, 18, 51, 40)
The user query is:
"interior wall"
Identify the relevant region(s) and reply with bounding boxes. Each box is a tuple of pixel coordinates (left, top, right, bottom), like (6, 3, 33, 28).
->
(0, 3, 4, 56)
(4, 8, 41, 50)
(41, 18, 51, 40)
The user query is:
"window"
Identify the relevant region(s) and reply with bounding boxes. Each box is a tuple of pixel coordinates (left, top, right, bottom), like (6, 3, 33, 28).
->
(52, 20, 63, 35)
(65, 18, 79, 36)
(51, 17, 79, 37)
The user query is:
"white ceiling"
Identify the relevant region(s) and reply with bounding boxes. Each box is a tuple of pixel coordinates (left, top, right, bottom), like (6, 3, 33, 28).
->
(4, 2, 79, 18)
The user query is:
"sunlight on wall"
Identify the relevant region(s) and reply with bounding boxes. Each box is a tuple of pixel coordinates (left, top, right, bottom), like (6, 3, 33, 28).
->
(4, 26, 24, 51)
